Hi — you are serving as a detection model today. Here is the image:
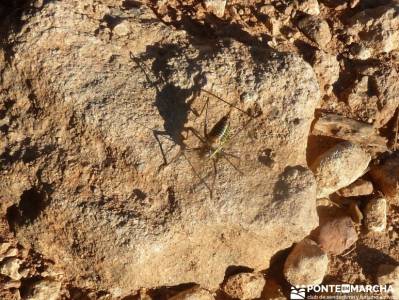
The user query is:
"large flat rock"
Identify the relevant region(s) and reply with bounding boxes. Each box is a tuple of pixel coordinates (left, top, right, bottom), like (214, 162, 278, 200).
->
(0, 1, 320, 296)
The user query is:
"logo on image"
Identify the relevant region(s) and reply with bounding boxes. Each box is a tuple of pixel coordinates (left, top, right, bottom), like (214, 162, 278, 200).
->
(290, 286, 306, 299)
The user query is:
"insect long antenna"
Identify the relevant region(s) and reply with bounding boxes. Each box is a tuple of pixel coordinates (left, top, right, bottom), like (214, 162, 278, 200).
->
(200, 89, 253, 118)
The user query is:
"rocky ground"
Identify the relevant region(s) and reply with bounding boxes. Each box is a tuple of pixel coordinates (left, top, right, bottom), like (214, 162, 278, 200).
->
(0, 0, 398, 299)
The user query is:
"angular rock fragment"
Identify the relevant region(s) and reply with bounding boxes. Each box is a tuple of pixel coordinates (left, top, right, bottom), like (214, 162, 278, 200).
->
(338, 179, 373, 197)
(283, 238, 328, 285)
(222, 272, 265, 300)
(0, 258, 23, 280)
(310, 141, 371, 198)
(297, 15, 331, 48)
(170, 286, 214, 300)
(347, 3, 399, 59)
(203, 0, 227, 17)
(314, 216, 358, 255)
(364, 197, 387, 232)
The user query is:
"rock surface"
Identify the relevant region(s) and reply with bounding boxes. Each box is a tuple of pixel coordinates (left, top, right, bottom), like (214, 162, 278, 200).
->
(314, 216, 358, 255)
(310, 141, 371, 198)
(311, 50, 339, 95)
(364, 197, 387, 232)
(0, 0, 320, 295)
(222, 272, 265, 300)
(283, 238, 328, 286)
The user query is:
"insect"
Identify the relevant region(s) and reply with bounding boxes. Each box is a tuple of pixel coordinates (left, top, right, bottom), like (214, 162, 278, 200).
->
(130, 53, 256, 198)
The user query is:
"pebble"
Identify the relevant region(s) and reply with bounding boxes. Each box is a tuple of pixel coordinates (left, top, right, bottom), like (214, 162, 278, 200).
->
(203, 0, 227, 18)
(296, 0, 320, 15)
(0, 257, 23, 280)
(364, 197, 387, 232)
(222, 272, 266, 300)
(377, 264, 399, 299)
(314, 216, 358, 255)
(169, 286, 214, 300)
(259, 4, 274, 15)
(283, 238, 328, 286)
(297, 15, 331, 48)
(310, 141, 371, 198)
(338, 179, 373, 197)
(113, 20, 131, 36)
(370, 155, 399, 204)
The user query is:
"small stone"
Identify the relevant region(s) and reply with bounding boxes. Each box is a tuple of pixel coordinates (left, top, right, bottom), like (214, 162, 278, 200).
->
(364, 197, 387, 232)
(370, 155, 399, 204)
(0, 257, 22, 280)
(113, 21, 131, 36)
(377, 264, 399, 299)
(283, 238, 328, 286)
(223, 272, 266, 300)
(297, 15, 331, 48)
(26, 278, 62, 300)
(338, 179, 373, 197)
(310, 141, 371, 198)
(259, 4, 275, 15)
(203, 0, 227, 18)
(296, 0, 320, 15)
(314, 216, 358, 255)
(169, 286, 214, 300)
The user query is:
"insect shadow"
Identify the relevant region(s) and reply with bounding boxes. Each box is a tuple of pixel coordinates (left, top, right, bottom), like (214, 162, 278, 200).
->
(130, 53, 256, 198)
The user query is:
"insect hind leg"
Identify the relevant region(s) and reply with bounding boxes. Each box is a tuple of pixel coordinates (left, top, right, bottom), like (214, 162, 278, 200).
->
(153, 130, 180, 171)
